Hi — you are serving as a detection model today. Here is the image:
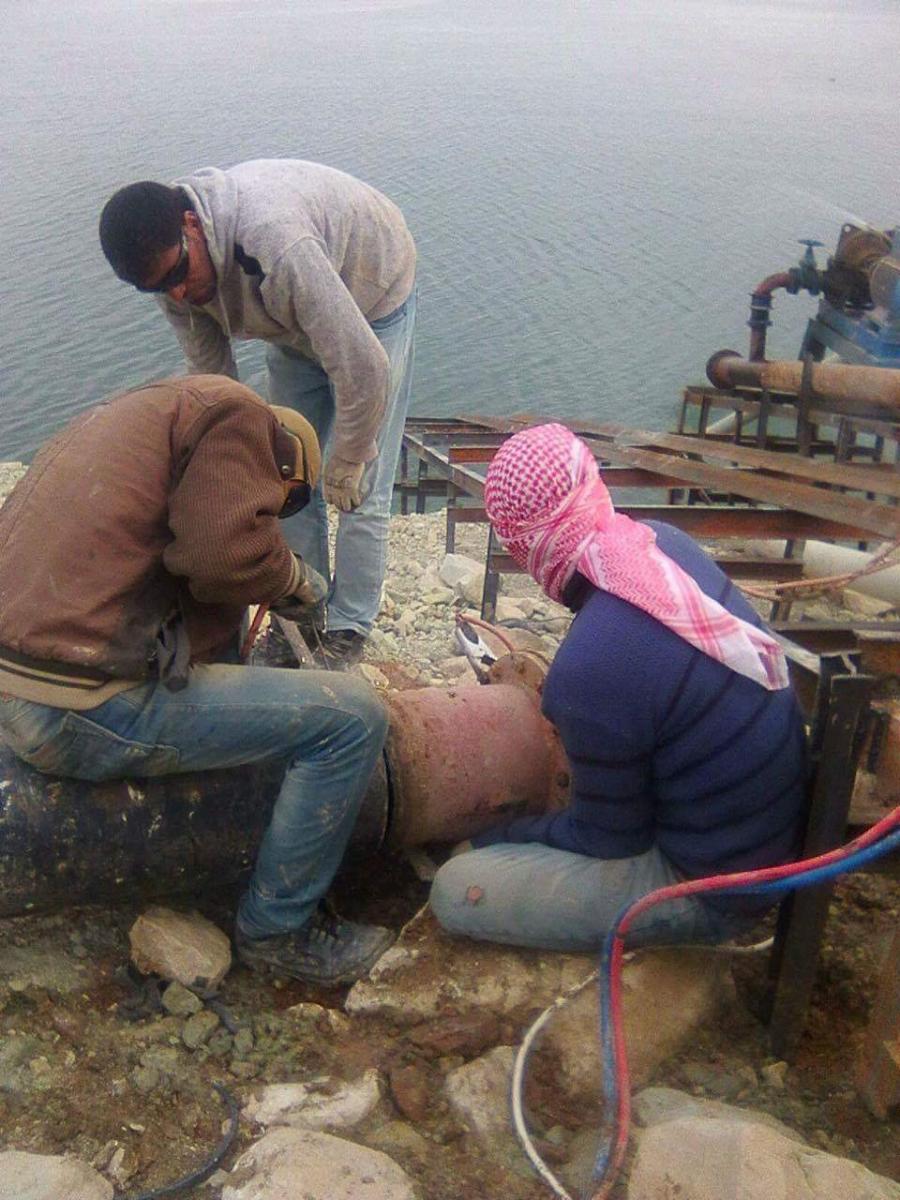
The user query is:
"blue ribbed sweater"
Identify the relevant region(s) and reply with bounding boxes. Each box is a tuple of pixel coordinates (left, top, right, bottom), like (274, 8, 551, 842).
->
(473, 523, 808, 889)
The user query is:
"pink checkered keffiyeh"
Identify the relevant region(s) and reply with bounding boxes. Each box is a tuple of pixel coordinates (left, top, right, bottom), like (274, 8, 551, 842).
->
(484, 423, 789, 691)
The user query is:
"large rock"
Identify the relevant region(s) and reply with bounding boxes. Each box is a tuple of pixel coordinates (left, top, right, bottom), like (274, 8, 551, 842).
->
(540, 948, 735, 1100)
(494, 598, 526, 623)
(244, 1070, 383, 1131)
(346, 908, 595, 1025)
(221, 1128, 418, 1200)
(0, 1150, 113, 1200)
(444, 1046, 516, 1144)
(347, 912, 733, 1103)
(629, 1115, 900, 1200)
(388, 1065, 431, 1124)
(633, 1086, 804, 1142)
(408, 1011, 502, 1058)
(128, 907, 231, 991)
(438, 553, 486, 605)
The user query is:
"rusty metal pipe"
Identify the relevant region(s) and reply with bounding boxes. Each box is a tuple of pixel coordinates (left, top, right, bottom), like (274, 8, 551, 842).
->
(385, 681, 568, 847)
(706, 353, 900, 421)
(0, 677, 567, 917)
(748, 272, 795, 362)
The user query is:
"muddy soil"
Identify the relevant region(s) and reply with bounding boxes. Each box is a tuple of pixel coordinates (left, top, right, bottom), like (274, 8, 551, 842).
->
(0, 831, 896, 1199)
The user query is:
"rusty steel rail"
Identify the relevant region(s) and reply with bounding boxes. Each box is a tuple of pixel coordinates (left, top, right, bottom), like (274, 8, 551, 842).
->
(458, 413, 900, 540)
(588, 425, 900, 502)
(400, 428, 889, 543)
(399, 411, 900, 640)
(680, 384, 900, 447)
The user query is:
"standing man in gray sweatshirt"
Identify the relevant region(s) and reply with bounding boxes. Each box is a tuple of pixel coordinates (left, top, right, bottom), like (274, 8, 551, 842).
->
(99, 159, 417, 668)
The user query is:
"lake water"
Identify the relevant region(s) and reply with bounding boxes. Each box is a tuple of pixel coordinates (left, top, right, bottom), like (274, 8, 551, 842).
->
(1, 0, 897, 461)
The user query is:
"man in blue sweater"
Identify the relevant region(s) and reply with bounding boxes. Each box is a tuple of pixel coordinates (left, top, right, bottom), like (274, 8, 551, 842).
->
(431, 424, 808, 950)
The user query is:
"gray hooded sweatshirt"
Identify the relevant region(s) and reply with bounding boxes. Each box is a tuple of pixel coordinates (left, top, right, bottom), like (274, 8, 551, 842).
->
(158, 159, 416, 463)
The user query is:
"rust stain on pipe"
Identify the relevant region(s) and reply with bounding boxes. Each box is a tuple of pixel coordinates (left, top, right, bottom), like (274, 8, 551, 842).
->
(706, 354, 900, 421)
(385, 682, 569, 847)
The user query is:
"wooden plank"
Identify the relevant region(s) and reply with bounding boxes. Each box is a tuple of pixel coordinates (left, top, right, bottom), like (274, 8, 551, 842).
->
(466, 414, 900, 538)
(597, 427, 900, 501)
(598, 445, 898, 538)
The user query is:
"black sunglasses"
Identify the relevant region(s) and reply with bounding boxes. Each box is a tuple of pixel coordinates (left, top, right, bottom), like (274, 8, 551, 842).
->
(135, 233, 191, 294)
(279, 481, 312, 519)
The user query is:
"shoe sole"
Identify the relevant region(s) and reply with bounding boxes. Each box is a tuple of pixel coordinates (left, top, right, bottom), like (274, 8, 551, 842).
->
(236, 933, 394, 986)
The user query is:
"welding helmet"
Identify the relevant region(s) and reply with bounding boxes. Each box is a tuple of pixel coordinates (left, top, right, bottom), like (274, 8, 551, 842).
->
(271, 405, 321, 518)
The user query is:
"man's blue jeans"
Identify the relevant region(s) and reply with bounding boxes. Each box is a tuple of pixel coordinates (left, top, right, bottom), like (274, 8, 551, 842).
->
(0, 666, 388, 939)
(267, 290, 417, 636)
(430, 842, 752, 951)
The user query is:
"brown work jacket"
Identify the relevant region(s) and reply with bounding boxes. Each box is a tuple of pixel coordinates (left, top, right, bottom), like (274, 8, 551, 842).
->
(0, 376, 300, 708)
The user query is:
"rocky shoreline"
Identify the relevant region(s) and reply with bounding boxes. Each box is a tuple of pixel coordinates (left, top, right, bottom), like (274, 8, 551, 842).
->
(0, 464, 897, 1200)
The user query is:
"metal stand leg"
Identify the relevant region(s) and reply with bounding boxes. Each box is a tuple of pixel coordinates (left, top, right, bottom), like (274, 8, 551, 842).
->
(767, 666, 874, 1059)
(480, 527, 500, 623)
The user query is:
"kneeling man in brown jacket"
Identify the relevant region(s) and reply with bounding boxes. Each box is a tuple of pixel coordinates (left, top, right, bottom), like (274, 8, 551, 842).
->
(0, 375, 393, 984)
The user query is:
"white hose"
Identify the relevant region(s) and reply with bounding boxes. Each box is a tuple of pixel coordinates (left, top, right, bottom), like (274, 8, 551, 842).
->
(509, 937, 774, 1197)
(511, 972, 598, 1200)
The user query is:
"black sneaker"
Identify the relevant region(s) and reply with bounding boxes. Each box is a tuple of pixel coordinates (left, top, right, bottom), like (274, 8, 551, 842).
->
(313, 629, 367, 670)
(248, 622, 299, 669)
(235, 906, 394, 985)
(290, 601, 326, 651)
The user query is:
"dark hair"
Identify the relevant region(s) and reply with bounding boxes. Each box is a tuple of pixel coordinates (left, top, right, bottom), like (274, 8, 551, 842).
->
(98, 182, 193, 284)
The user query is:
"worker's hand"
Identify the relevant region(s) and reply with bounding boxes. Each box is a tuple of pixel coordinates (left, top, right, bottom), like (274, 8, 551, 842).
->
(449, 839, 474, 859)
(322, 456, 366, 512)
(272, 558, 328, 620)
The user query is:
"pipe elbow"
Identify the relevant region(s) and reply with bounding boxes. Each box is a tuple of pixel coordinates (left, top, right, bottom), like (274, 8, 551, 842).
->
(752, 271, 795, 300)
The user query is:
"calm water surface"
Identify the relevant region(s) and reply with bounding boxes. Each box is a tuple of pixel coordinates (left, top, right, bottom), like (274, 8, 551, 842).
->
(1, 0, 897, 459)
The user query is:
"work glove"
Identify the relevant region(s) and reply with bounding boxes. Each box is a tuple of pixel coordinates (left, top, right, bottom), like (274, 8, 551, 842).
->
(322, 456, 366, 512)
(271, 557, 328, 622)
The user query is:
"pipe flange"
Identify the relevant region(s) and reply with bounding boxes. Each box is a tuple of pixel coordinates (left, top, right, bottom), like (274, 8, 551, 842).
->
(706, 349, 742, 389)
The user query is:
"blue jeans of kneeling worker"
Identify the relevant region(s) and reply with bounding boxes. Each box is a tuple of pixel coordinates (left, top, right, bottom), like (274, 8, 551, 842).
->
(268, 288, 417, 637)
(430, 842, 754, 951)
(0, 665, 388, 939)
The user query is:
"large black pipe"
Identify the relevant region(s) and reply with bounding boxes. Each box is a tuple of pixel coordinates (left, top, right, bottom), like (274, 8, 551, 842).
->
(0, 746, 389, 918)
